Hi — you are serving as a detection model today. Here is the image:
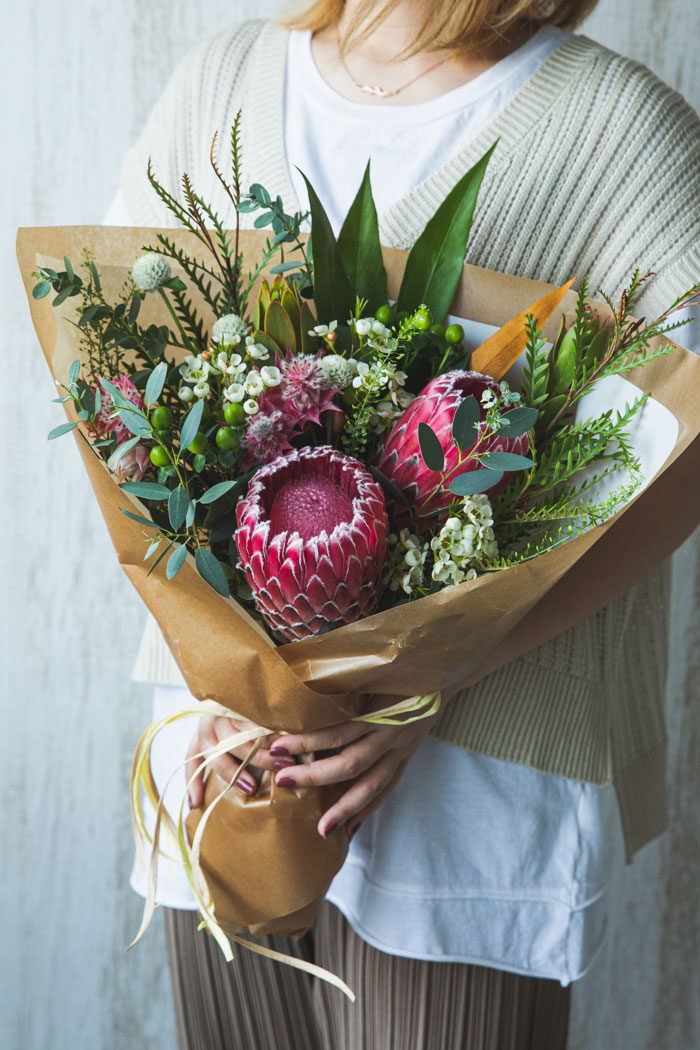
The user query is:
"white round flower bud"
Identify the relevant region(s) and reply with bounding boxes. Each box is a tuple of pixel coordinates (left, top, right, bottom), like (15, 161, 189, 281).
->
(178, 386, 194, 402)
(193, 381, 210, 398)
(245, 373, 265, 397)
(355, 318, 372, 336)
(261, 365, 282, 387)
(131, 253, 171, 292)
(243, 398, 260, 416)
(224, 383, 245, 403)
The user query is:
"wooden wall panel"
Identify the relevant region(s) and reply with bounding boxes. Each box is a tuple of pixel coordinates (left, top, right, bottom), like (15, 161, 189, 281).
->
(2, 2, 698, 1047)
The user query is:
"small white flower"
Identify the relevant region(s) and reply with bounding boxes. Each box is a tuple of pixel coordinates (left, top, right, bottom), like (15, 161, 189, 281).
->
(178, 386, 194, 402)
(179, 354, 211, 384)
(371, 320, 390, 337)
(243, 398, 260, 416)
(212, 313, 247, 347)
(246, 342, 270, 361)
(309, 321, 338, 337)
(131, 253, 171, 292)
(261, 365, 282, 387)
(355, 318, 373, 336)
(224, 382, 246, 403)
(193, 380, 210, 398)
(216, 351, 246, 376)
(245, 373, 265, 397)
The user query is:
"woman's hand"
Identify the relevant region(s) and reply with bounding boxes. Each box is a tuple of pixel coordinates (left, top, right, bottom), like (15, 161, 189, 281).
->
(269, 706, 441, 839)
(185, 716, 297, 808)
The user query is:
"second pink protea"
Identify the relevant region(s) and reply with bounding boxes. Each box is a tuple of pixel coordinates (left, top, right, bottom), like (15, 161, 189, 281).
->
(235, 446, 389, 641)
(94, 374, 143, 444)
(376, 370, 530, 530)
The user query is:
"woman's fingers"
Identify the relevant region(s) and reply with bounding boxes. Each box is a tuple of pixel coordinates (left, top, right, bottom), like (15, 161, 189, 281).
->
(269, 720, 370, 757)
(274, 730, 388, 789)
(316, 754, 404, 837)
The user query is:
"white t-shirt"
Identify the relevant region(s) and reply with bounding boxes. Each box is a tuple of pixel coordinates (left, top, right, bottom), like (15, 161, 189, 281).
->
(110, 24, 698, 985)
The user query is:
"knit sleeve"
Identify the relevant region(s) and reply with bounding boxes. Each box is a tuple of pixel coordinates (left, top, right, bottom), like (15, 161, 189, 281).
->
(119, 20, 265, 226)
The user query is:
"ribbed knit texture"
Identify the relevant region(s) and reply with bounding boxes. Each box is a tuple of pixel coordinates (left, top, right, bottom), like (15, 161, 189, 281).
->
(121, 20, 700, 861)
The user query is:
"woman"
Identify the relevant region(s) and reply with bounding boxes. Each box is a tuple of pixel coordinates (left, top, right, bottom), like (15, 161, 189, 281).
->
(106, 0, 700, 1047)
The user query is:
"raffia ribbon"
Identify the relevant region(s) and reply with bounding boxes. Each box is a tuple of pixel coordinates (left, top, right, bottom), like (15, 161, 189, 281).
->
(129, 692, 441, 1001)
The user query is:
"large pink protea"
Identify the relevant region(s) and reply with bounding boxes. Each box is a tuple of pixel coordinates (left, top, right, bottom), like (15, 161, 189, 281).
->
(94, 374, 143, 444)
(375, 370, 530, 531)
(235, 446, 389, 641)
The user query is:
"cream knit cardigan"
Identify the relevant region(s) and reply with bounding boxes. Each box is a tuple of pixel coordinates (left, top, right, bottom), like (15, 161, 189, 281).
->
(121, 19, 700, 862)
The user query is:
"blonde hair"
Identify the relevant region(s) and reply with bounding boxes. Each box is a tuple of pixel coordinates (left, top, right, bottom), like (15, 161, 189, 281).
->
(283, 0, 599, 59)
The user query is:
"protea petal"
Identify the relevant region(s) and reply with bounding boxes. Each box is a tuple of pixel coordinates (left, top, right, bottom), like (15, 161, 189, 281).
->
(235, 446, 389, 641)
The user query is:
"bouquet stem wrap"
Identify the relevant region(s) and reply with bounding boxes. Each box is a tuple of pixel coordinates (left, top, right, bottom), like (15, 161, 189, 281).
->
(17, 226, 700, 998)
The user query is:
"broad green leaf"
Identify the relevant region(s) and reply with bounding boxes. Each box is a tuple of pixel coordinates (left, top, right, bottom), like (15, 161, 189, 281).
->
(451, 396, 480, 451)
(90, 260, 101, 292)
(68, 359, 80, 384)
(180, 398, 204, 451)
(337, 161, 387, 314)
(300, 303, 317, 353)
(251, 329, 280, 356)
(107, 435, 139, 470)
(265, 300, 297, 352)
(300, 170, 354, 326)
(32, 280, 51, 299)
(48, 421, 78, 440)
(166, 544, 187, 580)
(64, 256, 74, 280)
(269, 261, 301, 274)
(145, 362, 167, 407)
(199, 480, 238, 504)
(536, 394, 567, 433)
(118, 409, 152, 437)
(128, 294, 141, 323)
(396, 142, 497, 319)
(168, 486, 190, 530)
(449, 469, 504, 496)
(195, 548, 230, 597)
(500, 406, 539, 436)
(120, 481, 171, 501)
(417, 422, 445, 472)
(479, 451, 534, 470)
(550, 328, 577, 394)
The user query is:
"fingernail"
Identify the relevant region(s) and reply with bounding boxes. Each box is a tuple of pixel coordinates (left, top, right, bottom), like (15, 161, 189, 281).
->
(273, 758, 296, 770)
(276, 775, 296, 787)
(324, 822, 338, 838)
(269, 745, 289, 756)
(187, 792, 194, 808)
(235, 776, 257, 795)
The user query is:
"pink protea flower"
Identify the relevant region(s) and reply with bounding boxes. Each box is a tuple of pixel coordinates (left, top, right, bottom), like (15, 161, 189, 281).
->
(111, 442, 150, 484)
(235, 446, 389, 641)
(94, 374, 143, 444)
(375, 371, 530, 531)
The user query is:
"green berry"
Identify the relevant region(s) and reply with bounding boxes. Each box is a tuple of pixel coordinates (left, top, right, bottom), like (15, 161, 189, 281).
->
(154, 428, 171, 441)
(375, 304, 395, 326)
(224, 402, 246, 426)
(215, 427, 239, 451)
(151, 406, 173, 429)
(187, 432, 208, 455)
(149, 446, 170, 467)
(414, 308, 432, 331)
(429, 323, 446, 339)
(445, 323, 465, 344)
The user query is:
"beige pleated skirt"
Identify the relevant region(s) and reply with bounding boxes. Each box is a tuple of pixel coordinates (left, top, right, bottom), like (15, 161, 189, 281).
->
(163, 901, 570, 1050)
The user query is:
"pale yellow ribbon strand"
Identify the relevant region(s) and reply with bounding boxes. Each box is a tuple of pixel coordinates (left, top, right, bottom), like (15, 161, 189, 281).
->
(129, 691, 441, 1001)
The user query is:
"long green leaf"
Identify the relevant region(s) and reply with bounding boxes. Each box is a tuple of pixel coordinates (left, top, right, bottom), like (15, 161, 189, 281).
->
(449, 469, 503, 496)
(107, 435, 139, 470)
(180, 398, 204, 450)
(451, 396, 480, 452)
(169, 486, 190, 530)
(417, 422, 444, 473)
(479, 451, 534, 470)
(145, 362, 167, 407)
(120, 481, 171, 501)
(195, 548, 230, 597)
(48, 421, 78, 440)
(337, 161, 387, 314)
(199, 480, 238, 505)
(166, 544, 187, 580)
(300, 171, 353, 325)
(396, 142, 497, 320)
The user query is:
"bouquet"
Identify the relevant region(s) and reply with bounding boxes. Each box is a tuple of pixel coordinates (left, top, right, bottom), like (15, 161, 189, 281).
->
(18, 117, 700, 997)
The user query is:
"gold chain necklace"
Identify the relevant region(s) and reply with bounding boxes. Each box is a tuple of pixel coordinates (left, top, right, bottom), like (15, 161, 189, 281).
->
(336, 29, 455, 99)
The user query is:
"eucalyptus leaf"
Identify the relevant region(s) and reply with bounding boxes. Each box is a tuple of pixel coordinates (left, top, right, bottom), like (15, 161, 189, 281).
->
(337, 160, 387, 314)
(185, 500, 196, 528)
(99, 377, 136, 411)
(47, 421, 78, 440)
(199, 480, 238, 504)
(449, 469, 504, 496)
(168, 486, 190, 530)
(120, 509, 158, 529)
(107, 435, 139, 470)
(499, 406, 539, 436)
(180, 398, 204, 451)
(300, 170, 354, 327)
(479, 451, 535, 471)
(32, 280, 51, 299)
(417, 422, 445, 473)
(166, 544, 188, 580)
(145, 361, 167, 407)
(396, 142, 497, 320)
(451, 396, 480, 451)
(144, 540, 161, 560)
(195, 548, 230, 597)
(68, 360, 80, 384)
(120, 481, 171, 501)
(118, 409, 152, 437)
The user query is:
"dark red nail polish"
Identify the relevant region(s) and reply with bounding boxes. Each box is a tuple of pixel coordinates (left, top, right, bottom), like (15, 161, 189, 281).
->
(324, 822, 338, 837)
(235, 777, 256, 795)
(273, 758, 295, 770)
(187, 792, 194, 808)
(276, 775, 296, 787)
(270, 745, 289, 756)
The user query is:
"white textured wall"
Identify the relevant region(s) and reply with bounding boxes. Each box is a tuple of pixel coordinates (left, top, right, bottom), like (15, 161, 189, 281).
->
(2, 2, 699, 1048)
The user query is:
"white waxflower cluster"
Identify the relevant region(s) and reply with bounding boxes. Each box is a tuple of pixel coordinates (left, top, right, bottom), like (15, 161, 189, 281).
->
(212, 312, 248, 347)
(352, 316, 392, 343)
(131, 253, 171, 292)
(352, 360, 407, 394)
(319, 354, 359, 390)
(309, 320, 338, 340)
(430, 495, 498, 587)
(368, 388, 415, 434)
(222, 363, 282, 414)
(178, 354, 212, 400)
(387, 530, 430, 596)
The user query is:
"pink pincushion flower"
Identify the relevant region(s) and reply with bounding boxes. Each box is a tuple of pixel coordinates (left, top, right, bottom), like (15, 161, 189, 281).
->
(235, 446, 389, 641)
(376, 370, 531, 531)
(94, 374, 143, 444)
(111, 442, 150, 484)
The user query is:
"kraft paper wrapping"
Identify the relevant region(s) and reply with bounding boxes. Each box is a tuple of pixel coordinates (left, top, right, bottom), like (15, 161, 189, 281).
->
(17, 225, 700, 941)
